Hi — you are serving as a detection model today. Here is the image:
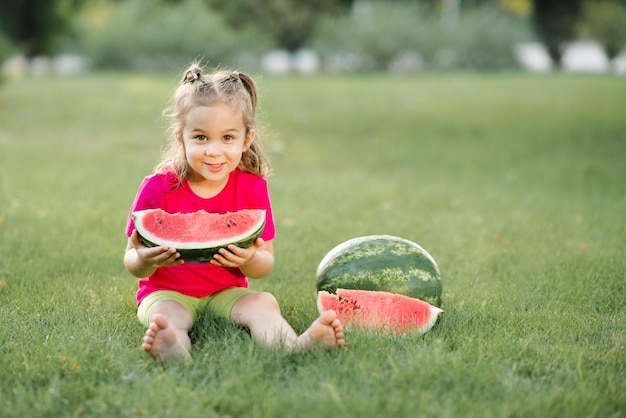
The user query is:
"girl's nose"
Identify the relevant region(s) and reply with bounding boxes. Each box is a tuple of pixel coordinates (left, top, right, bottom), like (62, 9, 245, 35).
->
(204, 141, 221, 156)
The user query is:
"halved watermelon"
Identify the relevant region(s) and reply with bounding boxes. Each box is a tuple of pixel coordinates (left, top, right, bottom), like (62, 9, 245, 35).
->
(132, 208, 266, 264)
(317, 289, 443, 334)
(317, 235, 442, 307)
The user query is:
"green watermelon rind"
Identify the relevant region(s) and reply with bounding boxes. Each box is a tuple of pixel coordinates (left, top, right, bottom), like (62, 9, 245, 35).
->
(133, 210, 265, 264)
(316, 235, 442, 307)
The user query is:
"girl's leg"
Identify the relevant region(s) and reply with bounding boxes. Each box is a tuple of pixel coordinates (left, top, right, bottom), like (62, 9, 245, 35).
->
(142, 300, 194, 362)
(230, 292, 345, 350)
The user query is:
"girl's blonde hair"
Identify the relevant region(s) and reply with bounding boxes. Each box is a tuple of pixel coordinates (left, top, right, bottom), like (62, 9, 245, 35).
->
(157, 62, 270, 187)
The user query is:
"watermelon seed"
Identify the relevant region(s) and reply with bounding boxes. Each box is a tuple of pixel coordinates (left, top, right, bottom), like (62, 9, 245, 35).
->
(338, 296, 360, 312)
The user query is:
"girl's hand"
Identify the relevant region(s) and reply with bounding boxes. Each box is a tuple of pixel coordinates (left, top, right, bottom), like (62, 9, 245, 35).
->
(211, 238, 264, 269)
(129, 229, 183, 268)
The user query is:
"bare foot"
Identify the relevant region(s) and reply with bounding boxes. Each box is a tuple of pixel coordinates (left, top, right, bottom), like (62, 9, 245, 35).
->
(295, 310, 346, 350)
(142, 314, 192, 363)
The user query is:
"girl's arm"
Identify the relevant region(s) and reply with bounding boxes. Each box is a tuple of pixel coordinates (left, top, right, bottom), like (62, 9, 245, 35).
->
(212, 238, 274, 279)
(124, 229, 183, 278)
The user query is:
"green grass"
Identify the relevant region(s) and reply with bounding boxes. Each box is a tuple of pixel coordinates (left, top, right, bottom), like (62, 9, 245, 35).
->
(1, 71, 625, 418)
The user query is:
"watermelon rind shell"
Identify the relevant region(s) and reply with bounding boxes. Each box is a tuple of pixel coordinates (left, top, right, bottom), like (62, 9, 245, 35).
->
(132, 210, 266, 264)
(316, 235, 442, 307)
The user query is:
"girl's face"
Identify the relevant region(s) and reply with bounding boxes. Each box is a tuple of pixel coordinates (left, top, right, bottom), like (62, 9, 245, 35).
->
(179, 103, 254, 197)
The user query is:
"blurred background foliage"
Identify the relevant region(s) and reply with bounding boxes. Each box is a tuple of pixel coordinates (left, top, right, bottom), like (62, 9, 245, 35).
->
(581, 0, 626, 58)
(313, 2, 531, 71)
(0, 0, 625, 72)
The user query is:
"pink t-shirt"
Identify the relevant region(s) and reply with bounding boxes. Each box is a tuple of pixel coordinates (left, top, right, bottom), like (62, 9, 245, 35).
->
(125, 168, 276, 304)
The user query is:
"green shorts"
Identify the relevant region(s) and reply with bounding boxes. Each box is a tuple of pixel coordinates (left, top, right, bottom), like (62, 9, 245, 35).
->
(137, 287, 255, 327)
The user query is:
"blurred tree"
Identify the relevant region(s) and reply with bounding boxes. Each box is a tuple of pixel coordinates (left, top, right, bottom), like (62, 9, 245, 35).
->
(0, 0, 83, 57)
(531, 0, 583, 66)
(204, 0, 353, 51)
(582, 0, 626, 59)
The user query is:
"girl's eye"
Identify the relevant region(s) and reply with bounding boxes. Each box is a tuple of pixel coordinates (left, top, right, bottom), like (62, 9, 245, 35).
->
(195, 135, 207, 141)
(224, 135, 234, 141)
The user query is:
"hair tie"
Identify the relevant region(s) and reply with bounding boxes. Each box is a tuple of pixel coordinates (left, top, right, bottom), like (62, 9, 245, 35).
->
(229, 71, 241, 82)
(184, 70, 200, 84)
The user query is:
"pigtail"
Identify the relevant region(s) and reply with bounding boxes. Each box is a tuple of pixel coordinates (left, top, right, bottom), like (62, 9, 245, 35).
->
(156, 63, 205, 187)
(227, 70, 269, 177)
(237, 72, 258, 114)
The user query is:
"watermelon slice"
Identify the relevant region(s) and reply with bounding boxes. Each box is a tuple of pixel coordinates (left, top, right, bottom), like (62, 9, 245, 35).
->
(132, 208, 266, 264)
(317, 289, 443, 335)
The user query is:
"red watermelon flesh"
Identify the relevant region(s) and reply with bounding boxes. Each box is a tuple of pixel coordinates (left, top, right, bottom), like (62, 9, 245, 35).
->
(132, 208, 266, 264)
(133, 209, 265, 247)
(317, 289, 443, 334)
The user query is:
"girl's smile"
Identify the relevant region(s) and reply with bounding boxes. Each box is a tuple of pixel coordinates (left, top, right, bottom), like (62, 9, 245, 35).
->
(206, 162, 226, 172)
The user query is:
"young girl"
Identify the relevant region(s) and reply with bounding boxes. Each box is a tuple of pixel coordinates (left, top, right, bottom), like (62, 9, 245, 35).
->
(124, 64, 345, 362)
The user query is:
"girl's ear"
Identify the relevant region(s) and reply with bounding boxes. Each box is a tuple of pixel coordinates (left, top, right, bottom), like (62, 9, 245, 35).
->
(175, 131, 183, 143)
(243, 129, 255, 152)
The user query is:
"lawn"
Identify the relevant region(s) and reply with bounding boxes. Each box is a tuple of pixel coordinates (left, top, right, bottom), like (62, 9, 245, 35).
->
(0, 71, 624, 418)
